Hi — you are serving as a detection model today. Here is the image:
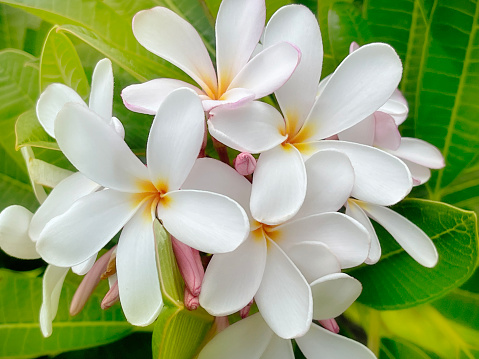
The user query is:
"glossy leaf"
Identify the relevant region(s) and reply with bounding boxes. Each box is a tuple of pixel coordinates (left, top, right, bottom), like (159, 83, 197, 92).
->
(152, 221, 214, 359)
(0, 268, 133, 358)
(40, 26, 90, 98)
(349, 199, 478, 310)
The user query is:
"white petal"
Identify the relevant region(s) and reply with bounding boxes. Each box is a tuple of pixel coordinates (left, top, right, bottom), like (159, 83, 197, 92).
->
(338, 114, 375, 146)
(182, 158, 253, 223)
(208, 101, 286, 153)
(117, 205, 162, 326)
(227, 42, 300, 100)
(198, 313, 273, 359)
(89, 58, 113, 120)
(358, 202, 438, 267)
(303, 43, 403, 140)
(261, 334, 294, 359)
(157, 189, 249, 254)
(36, 83, 86, 138)
(71, 254, 98, 275)
(55, 103, 150, 192)
(346, 200, 381, 264)
(215, 0, 265, 93)
(110, 116, 125, 138)
(272, 212, 370, 269)
(251, 145, 306, 225)
(147, 88, 204, 191)
(295, 149, 354, 219)
(29, 172, 100, 242)
(37, 189, 144, 267)
(40, 265, 69, 337)
(121, 78, 203, 115)
(255, 238, 312, 339)
(296, 323, 376, 359)
(264, 5, 323, 135)
(380, 88, 408, 125)
(402, 159, 431, 185)
(307, 141, 412, 206)
(133, 7, 217, 96)
(387, 137, 445, 169)
(373, 111, 401, 150)
(310, 273, 362, 320)
(0, 205, 39, 259)
(284, 241, 340, 283)
(200, 235, 267, 316)
(202, 87, 255, 112)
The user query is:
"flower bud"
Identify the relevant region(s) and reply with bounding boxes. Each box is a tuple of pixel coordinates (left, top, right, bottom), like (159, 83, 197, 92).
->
(233, 152, 256, 176)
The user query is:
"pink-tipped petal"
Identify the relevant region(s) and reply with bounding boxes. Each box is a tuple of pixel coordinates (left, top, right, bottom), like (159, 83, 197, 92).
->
(338, 114, 375, 146)
(121, 78, 204, 115)
(380, 88, 409, 125)
(227, 42, 300, 100)
(374, 111, 401, 150)
(387, 137, 445, 169)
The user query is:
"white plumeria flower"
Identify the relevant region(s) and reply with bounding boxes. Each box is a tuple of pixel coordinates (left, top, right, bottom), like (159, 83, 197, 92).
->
(338, 43, 445, 186)
(182, 152, 370, 339)
(197, 273, 375, 359)
(121, 0, 300, 113)
(37, 58, 124, 139)
(208, 5, 411, 225)
(36, 88, 250, 326)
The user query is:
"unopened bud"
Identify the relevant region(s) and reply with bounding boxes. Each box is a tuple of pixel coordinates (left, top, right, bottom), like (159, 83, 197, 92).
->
(171, 236, 204, 296)
(319, 318, 340, 334)
(184, 287, 200, 311)
(233, 152, 256, 176)
(101, 280, 120, 310)
(70, 247, 115, 316)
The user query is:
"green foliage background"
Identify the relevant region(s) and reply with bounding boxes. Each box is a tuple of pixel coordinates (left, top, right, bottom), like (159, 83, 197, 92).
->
(0, 0, 478, 358)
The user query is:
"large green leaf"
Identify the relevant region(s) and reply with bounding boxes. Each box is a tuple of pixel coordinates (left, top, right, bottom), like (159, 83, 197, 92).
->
(152, 222, 214, 359)
(40, 26, 89, 97)
(0, 49, 39, 211)
(349, 199, 478, 310)
(0, 268, 133, 358)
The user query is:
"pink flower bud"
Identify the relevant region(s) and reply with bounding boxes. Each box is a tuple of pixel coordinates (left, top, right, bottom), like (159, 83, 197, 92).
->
(214, 316, 230, 334)
(70, 247, 115, 316)
(233, 152, 256, 176)
(239, 299, 254, 318)
(101, 280, 120, 310)
(171, 236, 204, 296)
(184, 287, 199, 311)
(319, 318, 340, 334)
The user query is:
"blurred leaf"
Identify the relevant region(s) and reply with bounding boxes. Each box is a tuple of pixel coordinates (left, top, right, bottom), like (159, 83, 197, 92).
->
(15, 109, 58, 150)
(152, 221, 214, 359)
(380, 337, 432, 359)
(0, 3, 42, 50)
(0, 268, 133, 358)
(349, 199, 478, 310)
(204, 0, 292, 21)
(40, 26, 90, 97)
(0, 49, 39, 211)
(431, 288, 479, 331)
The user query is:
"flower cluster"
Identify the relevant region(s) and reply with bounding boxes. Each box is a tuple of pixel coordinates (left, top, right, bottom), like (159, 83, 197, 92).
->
(0, 0, 445, 357)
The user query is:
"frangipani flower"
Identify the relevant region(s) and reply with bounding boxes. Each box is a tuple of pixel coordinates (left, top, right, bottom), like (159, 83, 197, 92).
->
(197, 273, 375, 359)
(37, 88, 250, 326)
(121, 0, 300, 113)
(338, 43, 445, 186)
(208, 5, 411, 225)
(182, 152, 370, 339)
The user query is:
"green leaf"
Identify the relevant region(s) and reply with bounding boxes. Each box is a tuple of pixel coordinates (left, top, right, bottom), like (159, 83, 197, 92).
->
(0, 268, 133, 358)
(349, 199, 478, 310)
(152, 221, 214, 359)
(0, 3, 42, 50)
(15, 109, 59, 150)
(40, 26, 90, 97)
(380, 337, 432, 359)
(0, 49, 40, 211)
(204, 0, 293, 21)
